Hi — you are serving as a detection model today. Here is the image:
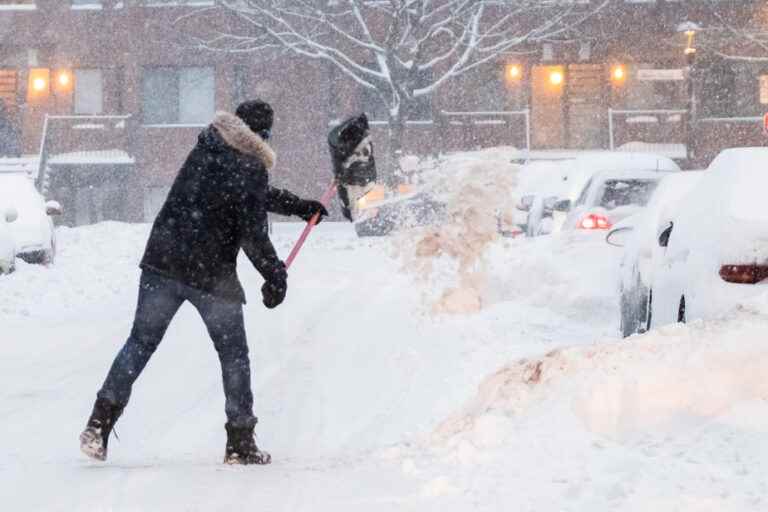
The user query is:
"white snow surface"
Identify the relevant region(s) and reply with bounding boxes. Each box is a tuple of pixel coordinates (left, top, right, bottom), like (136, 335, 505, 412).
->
(2, 219, 768, 510)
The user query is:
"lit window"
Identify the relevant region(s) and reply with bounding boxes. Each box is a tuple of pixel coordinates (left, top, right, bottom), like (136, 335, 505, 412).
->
(760, 75, 768, 105)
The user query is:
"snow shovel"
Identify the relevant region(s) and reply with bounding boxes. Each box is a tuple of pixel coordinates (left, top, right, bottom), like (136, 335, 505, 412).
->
(285, 113, 376, 268)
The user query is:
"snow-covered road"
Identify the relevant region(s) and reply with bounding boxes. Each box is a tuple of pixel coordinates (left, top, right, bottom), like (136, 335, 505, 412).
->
(2, 222, 767, 511)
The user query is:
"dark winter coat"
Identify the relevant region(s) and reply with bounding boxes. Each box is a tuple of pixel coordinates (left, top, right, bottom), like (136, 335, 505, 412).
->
(140, 111, 304, 304)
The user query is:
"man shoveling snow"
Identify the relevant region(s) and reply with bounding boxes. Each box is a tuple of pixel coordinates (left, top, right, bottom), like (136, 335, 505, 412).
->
(79, 100, 328, 465)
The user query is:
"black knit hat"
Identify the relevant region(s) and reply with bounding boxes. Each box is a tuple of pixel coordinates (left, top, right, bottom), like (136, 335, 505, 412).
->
(235, 99, 274, 135)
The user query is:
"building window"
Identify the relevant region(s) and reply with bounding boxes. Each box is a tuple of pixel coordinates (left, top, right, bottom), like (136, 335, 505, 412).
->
(74, 69, 103, 114)
(0, 69, 18, 109)
(618, 63, 686, 110)
(142, 66, 214, 125)
(760, 75, 768, 105)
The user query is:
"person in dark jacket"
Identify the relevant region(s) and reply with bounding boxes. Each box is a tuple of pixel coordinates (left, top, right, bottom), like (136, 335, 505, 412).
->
(79, 99, 328, 465)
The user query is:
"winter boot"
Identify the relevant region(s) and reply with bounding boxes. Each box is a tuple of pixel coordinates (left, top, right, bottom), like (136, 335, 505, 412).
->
(79, 397, 123, 461)
(224, 423, 271, 465)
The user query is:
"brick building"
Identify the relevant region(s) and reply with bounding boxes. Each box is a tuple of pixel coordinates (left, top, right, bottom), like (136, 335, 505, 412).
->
(0, 1, 766, 225)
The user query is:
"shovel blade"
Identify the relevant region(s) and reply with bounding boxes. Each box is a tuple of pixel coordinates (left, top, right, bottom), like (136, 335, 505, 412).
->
(328, 114, 377, 220)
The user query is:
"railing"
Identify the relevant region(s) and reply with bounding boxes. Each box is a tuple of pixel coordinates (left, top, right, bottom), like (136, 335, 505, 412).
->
(440, 110, 531, 151)
(36, 114, 135, 192)
(607, 108, 688, 151)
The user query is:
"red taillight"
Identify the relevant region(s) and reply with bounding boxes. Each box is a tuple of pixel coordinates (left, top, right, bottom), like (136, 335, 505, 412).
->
(578, 214, 612, 230)
(719, 264, 768, 284)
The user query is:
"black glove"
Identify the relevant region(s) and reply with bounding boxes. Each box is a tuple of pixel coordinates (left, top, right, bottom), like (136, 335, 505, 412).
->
(296, 200, 329, 224)
(261, 264, 287, 309)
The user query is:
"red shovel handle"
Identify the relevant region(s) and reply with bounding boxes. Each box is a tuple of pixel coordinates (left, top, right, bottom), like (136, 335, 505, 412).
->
(285, 181, 338, 269)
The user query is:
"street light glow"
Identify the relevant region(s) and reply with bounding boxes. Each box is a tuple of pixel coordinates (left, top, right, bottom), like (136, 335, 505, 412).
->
(549, 70, 564, 86)
(508, 64, 522, 79)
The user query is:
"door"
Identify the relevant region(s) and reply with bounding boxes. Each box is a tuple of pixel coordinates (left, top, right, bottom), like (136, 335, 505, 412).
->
(566, 64, 605, 149)
(531, 65, 565, 149)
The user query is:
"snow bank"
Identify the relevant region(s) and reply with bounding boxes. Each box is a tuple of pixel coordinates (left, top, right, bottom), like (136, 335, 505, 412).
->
(433, 305, 768, 451)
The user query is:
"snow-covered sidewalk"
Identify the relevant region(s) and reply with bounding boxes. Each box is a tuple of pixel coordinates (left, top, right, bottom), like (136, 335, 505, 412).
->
(1, 222, 766, 511)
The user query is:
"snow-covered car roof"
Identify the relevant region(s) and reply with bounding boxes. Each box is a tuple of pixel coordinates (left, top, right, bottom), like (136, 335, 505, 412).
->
(590, 168, 678, 183)
(561, 152, 680, 201)
(662, 148, 768, 265)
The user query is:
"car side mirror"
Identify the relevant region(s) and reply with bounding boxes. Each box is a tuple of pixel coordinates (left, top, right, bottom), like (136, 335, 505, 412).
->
(606, 226, 634, 248)
(4, 207, 18, 223)
(45, 200, 63, 216)
(552, 199, 571, 212)
(516, 195, 534, 212)
(658, 222, 673, 248)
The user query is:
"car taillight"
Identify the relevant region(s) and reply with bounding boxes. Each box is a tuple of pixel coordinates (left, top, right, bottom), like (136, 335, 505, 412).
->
(578, 214, 612, 230)
(719, 264, 768, 284)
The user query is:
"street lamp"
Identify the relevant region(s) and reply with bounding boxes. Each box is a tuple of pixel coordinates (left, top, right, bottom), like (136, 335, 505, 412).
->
(678, 22, 700, 161)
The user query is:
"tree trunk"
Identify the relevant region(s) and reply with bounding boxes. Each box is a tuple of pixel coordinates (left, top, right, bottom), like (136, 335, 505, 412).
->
(385, 109, 406, 187)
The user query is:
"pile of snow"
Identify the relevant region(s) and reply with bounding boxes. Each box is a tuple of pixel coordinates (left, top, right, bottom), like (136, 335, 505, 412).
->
(400, 302, 768, 508)
(434, 312, 768, 446)
(394, 148, 520, 314)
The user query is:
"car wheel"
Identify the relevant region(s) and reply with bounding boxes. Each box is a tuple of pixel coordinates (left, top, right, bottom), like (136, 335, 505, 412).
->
(677, 295, 686, 323)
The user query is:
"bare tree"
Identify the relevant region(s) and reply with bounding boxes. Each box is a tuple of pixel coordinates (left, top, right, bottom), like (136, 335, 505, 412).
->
(694, 2, 768, 62)
(187, 0, 608, 175)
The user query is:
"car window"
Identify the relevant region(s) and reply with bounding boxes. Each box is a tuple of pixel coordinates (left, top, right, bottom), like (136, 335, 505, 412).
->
(597, 179, 659, 210)
(574, 178, 593, 207)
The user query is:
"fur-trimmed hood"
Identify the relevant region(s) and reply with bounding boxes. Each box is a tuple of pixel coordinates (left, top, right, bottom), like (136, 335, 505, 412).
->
(209, 111, 276, 170)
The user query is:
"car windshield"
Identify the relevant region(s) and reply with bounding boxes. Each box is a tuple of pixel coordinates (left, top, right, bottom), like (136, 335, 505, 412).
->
(597, 179, 659, 210)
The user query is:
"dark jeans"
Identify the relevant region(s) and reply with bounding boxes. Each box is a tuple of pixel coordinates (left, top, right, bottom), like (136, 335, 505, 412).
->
(98, 270, 257, 428)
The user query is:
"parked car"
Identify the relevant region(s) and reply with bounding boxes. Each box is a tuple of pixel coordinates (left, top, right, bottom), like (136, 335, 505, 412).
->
(649, 148, 768, 328)
(516, 152, 680, 236)
(0, 205, 18, 274)
(0, 172, 62, 264)
(353, 183, 446, 237)
(555, 169, 676, 232)
(513, 194, 558, 237)
(605, 171, 704, 337)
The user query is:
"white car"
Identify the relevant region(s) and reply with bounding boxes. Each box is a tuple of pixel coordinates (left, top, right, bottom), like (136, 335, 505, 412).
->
(515, 152, 680, 236)
(0, 206, 17, 274)
(650, 148, 768, 327)
(0, 172, 61, 264)
(556, 169, 675, 232)
(605, 171, 704, 337)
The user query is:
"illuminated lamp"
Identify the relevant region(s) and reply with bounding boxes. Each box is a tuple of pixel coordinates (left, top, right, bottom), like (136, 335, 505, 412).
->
(507, 64, 522, 80)
(28, 68, 51, 100)
(56, 70, 72, 90)
(611, 65, 626, 84)
(549, 70, 564, 86)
